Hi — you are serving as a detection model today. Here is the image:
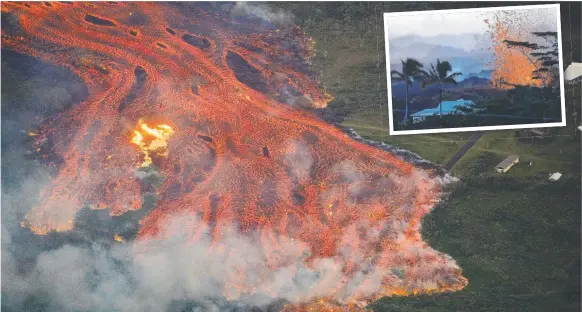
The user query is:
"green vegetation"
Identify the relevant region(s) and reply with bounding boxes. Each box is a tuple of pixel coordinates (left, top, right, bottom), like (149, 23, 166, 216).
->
(372, 144, 580, 312)
(475, 85, 562, 120)
(342, 118, 474, 165)
(391, 58, 428, 122)
(422, 59, 463, 117)
(273, 3, 581, 311)
(503, 31, 560, 88)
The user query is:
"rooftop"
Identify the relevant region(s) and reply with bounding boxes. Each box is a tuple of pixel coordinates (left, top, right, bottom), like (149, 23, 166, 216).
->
(564, 62, 582, 81)
(410, 99, 474, 117)
(496, 155, 520, 169)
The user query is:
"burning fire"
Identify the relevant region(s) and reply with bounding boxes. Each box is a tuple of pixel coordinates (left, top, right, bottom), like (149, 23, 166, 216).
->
(130, 119, 174, 167)
(485, 12, 547, 88)
(3, 2, 467, 309)
(114, 234, 126, 243)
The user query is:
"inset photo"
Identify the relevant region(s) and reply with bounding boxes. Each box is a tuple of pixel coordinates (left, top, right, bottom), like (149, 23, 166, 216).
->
(384, 4, 566, 135)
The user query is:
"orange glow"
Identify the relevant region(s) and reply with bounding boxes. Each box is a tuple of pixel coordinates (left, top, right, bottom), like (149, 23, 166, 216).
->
(4, 2, 466, 308)
(130, 119, 174, 167)
(114, 234, 126, 243)
(486, 13, 547, 88)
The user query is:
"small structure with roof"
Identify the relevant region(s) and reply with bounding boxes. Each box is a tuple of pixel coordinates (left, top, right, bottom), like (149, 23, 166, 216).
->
(495, 155, 519, 173)
(548, 172, 562, 181)
(411, 99, 474, 123)
(564, 62, 582, 85)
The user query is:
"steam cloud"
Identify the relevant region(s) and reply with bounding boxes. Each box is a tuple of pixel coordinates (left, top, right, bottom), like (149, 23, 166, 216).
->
(2, 3, 466, 311)
(230, 2, 294, 26)
(2, 209, 464, 312)
(2, 140, 465, 311)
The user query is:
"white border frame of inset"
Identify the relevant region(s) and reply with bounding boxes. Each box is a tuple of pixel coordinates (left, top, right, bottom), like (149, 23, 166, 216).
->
(383, 4, 566, 136)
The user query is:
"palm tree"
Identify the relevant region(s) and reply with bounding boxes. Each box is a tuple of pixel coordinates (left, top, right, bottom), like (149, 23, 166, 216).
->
(391, 58, 426, 123)
(422, 59, 462, 117)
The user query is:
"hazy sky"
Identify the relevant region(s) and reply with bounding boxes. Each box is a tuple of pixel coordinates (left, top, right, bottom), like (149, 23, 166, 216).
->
(386, 6, 558, 39)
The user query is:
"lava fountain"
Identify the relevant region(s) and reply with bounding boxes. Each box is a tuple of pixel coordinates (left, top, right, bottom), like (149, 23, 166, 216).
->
(2, 2, 467, 310)
(485, 9, 552, 88)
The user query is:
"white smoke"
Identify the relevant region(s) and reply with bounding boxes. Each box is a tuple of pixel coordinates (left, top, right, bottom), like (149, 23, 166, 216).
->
(230, 2, 294, 26)
(283, 140, 314, 183)
(2, 133, 465, 312)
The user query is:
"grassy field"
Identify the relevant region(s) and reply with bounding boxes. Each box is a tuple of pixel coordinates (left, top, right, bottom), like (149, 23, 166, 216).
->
(451, 128, 581, 175)
(2, 3, 579, 312)
(372, 141, 581, 312)
(282, 4, 477, 167)
(342, 118, 474, 165)
(275, 3, 581, 311)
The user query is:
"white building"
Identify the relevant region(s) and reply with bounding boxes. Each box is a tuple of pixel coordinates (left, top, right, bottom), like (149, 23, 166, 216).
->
(495, 155, 520, 173)
(548, 172, 562, 181)
(564, 62, 582, 84)
(410, 99, 474, 123)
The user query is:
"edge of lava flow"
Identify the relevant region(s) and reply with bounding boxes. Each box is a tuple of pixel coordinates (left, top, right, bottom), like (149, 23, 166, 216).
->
(2, 2, 468, 310)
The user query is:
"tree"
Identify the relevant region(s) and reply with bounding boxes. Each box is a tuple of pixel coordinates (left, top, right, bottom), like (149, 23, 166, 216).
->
(391, 58, 426, 123)
(503, 31, 559, 87)
(422, 59, 462, 117)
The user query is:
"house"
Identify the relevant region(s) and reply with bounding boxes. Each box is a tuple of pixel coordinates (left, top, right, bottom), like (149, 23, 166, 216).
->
(527, 128, 552, 138)
(548, 172, 562, 181)
(529, 129, 546, 136)
(410, 99, 474, 123)
(564, 62, 582, 84)
(495, 155, 519, 173)
(549, 172, 562, 181)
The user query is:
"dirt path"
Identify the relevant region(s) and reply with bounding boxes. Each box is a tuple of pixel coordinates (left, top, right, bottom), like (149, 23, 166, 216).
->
(444, 131, 486, 171)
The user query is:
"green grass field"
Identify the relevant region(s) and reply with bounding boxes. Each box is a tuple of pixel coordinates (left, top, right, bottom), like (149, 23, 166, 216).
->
(371, 146, 581, 312)
(342, 118, 475, 165)
(276, 3, 582, 311)
(451, 128, 581, 176)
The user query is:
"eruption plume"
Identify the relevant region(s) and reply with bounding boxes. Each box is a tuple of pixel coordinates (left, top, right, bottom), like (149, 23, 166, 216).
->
(2, 2, 467, 310)
(485, 8, 556, 88)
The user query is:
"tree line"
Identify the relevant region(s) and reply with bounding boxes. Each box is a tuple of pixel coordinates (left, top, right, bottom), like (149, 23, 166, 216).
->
(391, 58, 461, 123)
(392, 31, 561, 126)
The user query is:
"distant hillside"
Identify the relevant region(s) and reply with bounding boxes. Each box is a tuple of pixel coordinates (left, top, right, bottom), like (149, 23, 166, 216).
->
(391, 76, 493, 100)
(388, 32, 494, 83)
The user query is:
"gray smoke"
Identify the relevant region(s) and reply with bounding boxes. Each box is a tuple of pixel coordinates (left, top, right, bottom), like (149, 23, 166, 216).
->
(230, 2, 294, 26)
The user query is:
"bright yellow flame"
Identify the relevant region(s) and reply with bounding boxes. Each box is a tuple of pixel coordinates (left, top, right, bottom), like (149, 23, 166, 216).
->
(114, 234, 125, 243)
(28, 131, 37, 137)
(130, 119, 174, 167)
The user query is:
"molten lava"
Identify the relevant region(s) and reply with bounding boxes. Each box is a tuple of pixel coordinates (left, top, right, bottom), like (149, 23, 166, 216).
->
(2, 2, 467, 309)
(485, 12, 547, 88)
(130, 119, 174, 167)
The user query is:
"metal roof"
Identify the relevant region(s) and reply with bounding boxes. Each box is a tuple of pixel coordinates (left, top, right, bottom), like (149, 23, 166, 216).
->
(496, 155, 519, 168)
(549, 172, 562, 181)
(410, 99, 474, 117)
(564, 62, 582, 81)
(410, 108, 438, 117)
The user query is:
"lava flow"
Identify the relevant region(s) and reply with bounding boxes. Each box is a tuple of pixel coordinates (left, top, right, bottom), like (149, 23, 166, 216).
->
(131, 119, 175, 167)
(2, 2, 467, 310)
(485, 10, 550, 88)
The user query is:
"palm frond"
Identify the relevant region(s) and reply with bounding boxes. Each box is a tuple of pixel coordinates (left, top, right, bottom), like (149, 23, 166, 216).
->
(403, 58, 424, 75)
(390, 70, 406, 81)
(441, 77, 458, 85)
(447, 72, 463, 80)
(436, 60, 453, 79)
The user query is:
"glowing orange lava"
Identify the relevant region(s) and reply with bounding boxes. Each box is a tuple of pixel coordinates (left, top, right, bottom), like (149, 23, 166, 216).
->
(130, 119, 175, 167)
(2, 2, 467, 309)
(486, 13, 547, 88)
